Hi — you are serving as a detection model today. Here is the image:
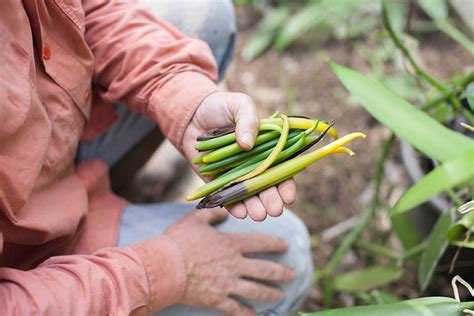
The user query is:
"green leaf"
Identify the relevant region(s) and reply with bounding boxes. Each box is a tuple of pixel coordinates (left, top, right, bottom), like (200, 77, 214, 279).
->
(384, 0, 409, 34)
(447, 211, 474, 248)
(435, 19, 474, 55)
(390, 213, 423, 262)
(418, 209, 455, 291)
(330, 63, 474, 163)
(464, 82, 474, 111)
(274, 0, 375, 51)
(300, 297, 474, 316)
(417, 0, 474, 55)
(241, 8, 290, 61)
(333, 266, 403, 292)
(369, 290, 401, 304)
(417, 0, 448, 20)
(429, 102, 454, 123)
(393, 148, 474, 214)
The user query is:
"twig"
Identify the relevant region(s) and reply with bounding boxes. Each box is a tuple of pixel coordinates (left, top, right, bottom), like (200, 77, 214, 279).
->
(449, 230, 472, 274)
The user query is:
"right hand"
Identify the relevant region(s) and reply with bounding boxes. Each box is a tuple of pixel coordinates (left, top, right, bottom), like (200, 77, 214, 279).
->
(165, 208, 295, 316)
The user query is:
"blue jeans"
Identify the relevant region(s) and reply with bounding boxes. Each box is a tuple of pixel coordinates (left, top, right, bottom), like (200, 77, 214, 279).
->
(76, 1, 313, 315)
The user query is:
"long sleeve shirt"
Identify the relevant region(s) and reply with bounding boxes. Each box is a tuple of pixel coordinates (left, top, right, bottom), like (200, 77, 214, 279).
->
(0, 0, 219, 314)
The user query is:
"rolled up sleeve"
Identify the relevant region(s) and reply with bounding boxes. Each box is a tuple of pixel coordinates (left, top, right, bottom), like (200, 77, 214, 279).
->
(0, 237, 186, 315)
(83, 0, 219, 148)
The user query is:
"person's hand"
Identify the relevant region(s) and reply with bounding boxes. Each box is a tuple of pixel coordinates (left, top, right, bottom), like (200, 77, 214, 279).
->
(165, 208, 295, 316)
(182, 92, 297, 221)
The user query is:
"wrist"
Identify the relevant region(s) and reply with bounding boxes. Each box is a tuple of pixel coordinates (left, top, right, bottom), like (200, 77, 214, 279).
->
(130, 236, 187, 312)
(149, 72, 218, 151)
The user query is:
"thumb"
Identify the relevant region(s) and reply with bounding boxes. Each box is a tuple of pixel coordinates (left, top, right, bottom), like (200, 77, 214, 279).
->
(195, 207, 229, 224)
(229, 93, 260, 151)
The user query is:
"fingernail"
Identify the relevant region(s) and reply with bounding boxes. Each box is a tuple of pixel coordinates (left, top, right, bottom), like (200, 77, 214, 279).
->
(241, 132, 253, 148)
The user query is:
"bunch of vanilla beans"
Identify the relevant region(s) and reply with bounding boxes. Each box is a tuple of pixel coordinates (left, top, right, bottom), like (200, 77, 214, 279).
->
(187, 112, 365, 209)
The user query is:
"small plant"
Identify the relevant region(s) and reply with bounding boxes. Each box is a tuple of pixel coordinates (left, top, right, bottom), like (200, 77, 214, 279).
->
(188, 114, 365, 207)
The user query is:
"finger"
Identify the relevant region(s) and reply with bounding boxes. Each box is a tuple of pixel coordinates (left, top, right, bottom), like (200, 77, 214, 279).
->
(216, 298, 255, 316)
(243, 196, 267, 222)
(194, 207, 229, 224)
(240, 258, 295, 283)
(231, 233, 288, 253)
(258, 187, 283, 217)
(226, 202, 248, 219)
(277, 179, 297, 205)
(232, 279, 283, 302)
(228, 93, 259, 151)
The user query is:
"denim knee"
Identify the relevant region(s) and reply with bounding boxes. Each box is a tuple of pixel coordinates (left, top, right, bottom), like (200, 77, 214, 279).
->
(267, 209, 314, 315)
(229, 209, 314, 315)
(141, 0, 236, 80)
(198, 0, 236, 79)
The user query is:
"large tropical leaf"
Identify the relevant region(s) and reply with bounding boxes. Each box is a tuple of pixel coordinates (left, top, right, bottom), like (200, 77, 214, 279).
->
(330, 63, 474, 163)
(333, 266, 403, 292)
(393, 148, 474, 215)
(301, 297, 474, 316)
(418, 209, 455, 291)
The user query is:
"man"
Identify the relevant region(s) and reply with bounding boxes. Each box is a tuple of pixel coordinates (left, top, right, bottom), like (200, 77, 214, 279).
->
(0, 0, 312, 315)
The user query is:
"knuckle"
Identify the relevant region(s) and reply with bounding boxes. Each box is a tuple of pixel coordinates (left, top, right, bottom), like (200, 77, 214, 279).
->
(265, 287, 283, 301)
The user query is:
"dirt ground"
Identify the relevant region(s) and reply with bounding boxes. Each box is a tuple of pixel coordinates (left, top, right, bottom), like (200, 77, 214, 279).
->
(130, 5, 473, 312)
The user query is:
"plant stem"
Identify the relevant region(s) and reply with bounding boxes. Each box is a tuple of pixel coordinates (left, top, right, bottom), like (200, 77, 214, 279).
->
(422, 91, 453, 110)
(382, 1, 445, 92)
(322, 277, 334, 309)
(355, 239, 401, 261)
(323, 133, 395, 275)
(447, 189, 463, 207)
(402, 241, 427, 260)
(421, 72, 474, 110)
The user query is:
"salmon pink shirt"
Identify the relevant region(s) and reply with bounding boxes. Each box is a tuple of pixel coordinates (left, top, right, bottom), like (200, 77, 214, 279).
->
(0, 0, 218, 314)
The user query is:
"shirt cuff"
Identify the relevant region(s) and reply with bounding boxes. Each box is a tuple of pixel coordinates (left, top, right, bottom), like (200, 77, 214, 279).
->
(129, 236, 187, 312)
(148, 71, 218, 151)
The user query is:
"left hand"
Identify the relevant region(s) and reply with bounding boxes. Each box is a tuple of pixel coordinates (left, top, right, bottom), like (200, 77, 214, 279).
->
(182, 92, 297, 221)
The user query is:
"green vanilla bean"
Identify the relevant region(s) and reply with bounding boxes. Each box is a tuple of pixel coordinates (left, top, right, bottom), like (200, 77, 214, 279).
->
(187, 134, 307, 201)
(235, 114, 290, 182)
(261, 117, 339, 139)
(201, 131, 281, 163)
(224, 170, 301, 205)
(219, 132, 307, 176)
(195, 117, 338, 153)
(200, 119, 318, 172)
(195, 123, 282, 151)
(196, 132, 366, 208)
(198, 130, 300, 173)
(270, 111, 281, 118)
(199, 146, 354, 208)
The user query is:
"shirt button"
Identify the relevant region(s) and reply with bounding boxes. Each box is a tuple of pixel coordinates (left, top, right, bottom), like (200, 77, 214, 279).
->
(42, 45, 51, 60)
(84, 90, 90, 102)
